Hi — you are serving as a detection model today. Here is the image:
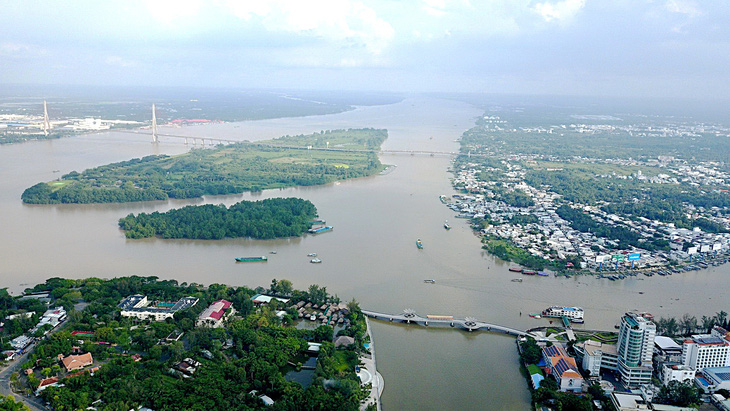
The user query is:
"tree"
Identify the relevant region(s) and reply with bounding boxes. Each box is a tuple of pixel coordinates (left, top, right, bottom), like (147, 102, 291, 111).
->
(655, 381, 701, 407)
(680, 314, 697, 336)
(520, 338, 542, 364)
(540, 377, 558, 391)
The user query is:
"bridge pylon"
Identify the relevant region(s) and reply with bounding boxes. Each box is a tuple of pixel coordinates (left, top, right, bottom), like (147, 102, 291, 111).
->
(43, 100, 51, 136)
(151, 104, 158, 143)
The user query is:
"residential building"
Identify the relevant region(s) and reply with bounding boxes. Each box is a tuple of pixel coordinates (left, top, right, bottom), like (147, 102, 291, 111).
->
(119, 295, 199, 321)
(576, 340, 619, 377)
(617, 312, 656, 387)
(196, 300, 235, 328)
(9, 335, 33, 351)
(681, 334, 730, 371)
(61, 352, 93, 372)
(659, 364, 695, 386)
(541, 344, 584, 393)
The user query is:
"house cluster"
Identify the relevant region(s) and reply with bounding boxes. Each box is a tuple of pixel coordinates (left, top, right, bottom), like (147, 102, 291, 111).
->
(448, 158, 730, 272)
(7, 307, 67, 354)
(35, 348, 97, 395)
(196, 299, 236, 328)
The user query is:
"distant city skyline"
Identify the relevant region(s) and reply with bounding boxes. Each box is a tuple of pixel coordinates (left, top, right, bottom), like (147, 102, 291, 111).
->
(1, 0, 729, 99)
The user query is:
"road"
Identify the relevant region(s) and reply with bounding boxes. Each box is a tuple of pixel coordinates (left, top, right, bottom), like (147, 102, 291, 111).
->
(0, 301, 87, 411)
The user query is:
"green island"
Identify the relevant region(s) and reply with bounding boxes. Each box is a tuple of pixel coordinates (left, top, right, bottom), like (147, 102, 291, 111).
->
(21, 128, 387, 204)
(119, 197, 318, 240)
(0, 277, 376, 410)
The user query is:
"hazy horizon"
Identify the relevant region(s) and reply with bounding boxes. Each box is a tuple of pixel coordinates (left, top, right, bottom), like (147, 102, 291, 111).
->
(2, 0, 730, 101)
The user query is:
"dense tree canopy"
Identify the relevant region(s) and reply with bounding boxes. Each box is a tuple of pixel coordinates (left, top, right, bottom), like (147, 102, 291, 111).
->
(119, 198, 318, 240)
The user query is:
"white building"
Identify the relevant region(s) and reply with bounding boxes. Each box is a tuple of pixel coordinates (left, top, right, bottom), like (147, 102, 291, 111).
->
(654, 336, 683, 363)
(660, 364, 695, 386)
(577, 340, 619, 377)
(617, 312, 656, 387)
(196, 300, 236, 328)
(681, 335, 730, 371)
(119, 295, 199, 321)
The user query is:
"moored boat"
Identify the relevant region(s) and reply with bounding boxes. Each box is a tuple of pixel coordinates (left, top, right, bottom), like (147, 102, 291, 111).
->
(522, 270, 537, 276)
(536, 271, 549, 277)
(235, 256, 268, 262)
(508, 267, 522, 273)
(308, 225, 333, 234)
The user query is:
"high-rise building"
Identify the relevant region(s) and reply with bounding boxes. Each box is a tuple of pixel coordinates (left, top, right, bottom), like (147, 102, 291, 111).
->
(681, 328, 730, 371)
(617, 312, 656, 387)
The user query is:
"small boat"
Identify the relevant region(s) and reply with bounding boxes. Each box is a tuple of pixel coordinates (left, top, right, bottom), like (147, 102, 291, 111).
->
(511, 278, 523, 282)
(310, 258, 322, 264)
(522, 270, 537, 276)
(529, 313, 541, 319)
(307, 253, 317, 257)
(423, 279, 436, 284)
(416, 239, 423, 249)
(308, 225, 333, 234)
(508, 268, 522, 273)
(235, 256, 268, 262)
(270, 251, 277, 254)
(536, 271, 549, 277)
(444, 220, 451, 230)
(571, 318, 585, 324)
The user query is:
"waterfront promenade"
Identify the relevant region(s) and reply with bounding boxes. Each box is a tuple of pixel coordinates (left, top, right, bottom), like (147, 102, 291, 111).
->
(359, 317, 384, 411)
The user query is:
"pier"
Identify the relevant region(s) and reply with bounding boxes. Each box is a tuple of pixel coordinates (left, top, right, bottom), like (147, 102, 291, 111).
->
(362, 309, 549, 341)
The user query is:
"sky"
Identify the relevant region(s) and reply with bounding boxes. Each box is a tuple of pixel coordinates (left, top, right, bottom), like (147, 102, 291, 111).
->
(1, 0, 729, 99)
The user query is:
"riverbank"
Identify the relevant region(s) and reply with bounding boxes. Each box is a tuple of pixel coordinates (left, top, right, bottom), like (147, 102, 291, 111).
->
(360, 317, 384, 410)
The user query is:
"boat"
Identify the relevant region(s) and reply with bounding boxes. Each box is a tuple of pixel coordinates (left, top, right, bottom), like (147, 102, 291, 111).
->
(536, 271, 549, 277)
(571, 318, 585, 324)
(235, 256, 268, 262)
(310, 258, 322, 264)
(511, 278, 523, 282)
(439, 195, 449, 204)
(307, 253, 317, 257)
(270, 251, 277, 254)
(508, 267, 522, 273)
(522, 270, 537, 276)
(541, 306, 584, 320)
(529, 313, 541, 319)
(416, 239, 423, 249)
(444, 220, 451, 230)
(309, 219, 326, 225)
(423, 279, 436, 284)
(308, 225, 333, 234)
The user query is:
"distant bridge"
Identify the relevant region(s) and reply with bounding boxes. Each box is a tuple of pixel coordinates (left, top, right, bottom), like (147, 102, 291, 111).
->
(362, 309, 549, 341)
(114, 129, 486, 158)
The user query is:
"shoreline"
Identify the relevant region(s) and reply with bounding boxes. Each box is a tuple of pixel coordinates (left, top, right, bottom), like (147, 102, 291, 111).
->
(361, 316, 384, 411)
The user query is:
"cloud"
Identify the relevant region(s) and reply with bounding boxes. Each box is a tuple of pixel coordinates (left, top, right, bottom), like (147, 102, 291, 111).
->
(105, 56, 138, 68)
(223, 0, 395, 55)
(664, 0, 702, 18)
(532, 0, 585, 23)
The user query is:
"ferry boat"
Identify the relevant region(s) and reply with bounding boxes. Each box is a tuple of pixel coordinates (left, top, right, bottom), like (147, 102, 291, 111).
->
(508, 267, 522, 273)
(416, 239, 423, 249)
(423, 279, 436, 284)
(310, 258, 322, 264)
(444, 221, 451, 230)
(235, 256, 268, 262)
(308, 226, 333, 234)
(541, 306, 584, 320)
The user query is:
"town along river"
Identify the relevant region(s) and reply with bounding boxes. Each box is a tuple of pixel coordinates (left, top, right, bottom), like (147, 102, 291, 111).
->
(2, 97, 729, 410)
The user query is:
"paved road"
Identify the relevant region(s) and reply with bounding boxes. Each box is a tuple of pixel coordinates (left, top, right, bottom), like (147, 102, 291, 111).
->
(0, 301, 87, 411)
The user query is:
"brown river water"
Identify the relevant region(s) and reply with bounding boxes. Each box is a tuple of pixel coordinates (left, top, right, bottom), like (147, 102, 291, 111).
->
(1, 97, 727, 410)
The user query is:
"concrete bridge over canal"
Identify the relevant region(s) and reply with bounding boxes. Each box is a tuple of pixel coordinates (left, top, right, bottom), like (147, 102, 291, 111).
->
(362, 309, 552, 341)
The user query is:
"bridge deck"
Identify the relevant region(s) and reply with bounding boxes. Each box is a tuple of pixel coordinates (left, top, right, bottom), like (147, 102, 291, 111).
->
(362, 310, 539, 339)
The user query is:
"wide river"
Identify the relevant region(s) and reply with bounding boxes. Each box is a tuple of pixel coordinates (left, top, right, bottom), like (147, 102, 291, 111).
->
(2, 97, 728, 410)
